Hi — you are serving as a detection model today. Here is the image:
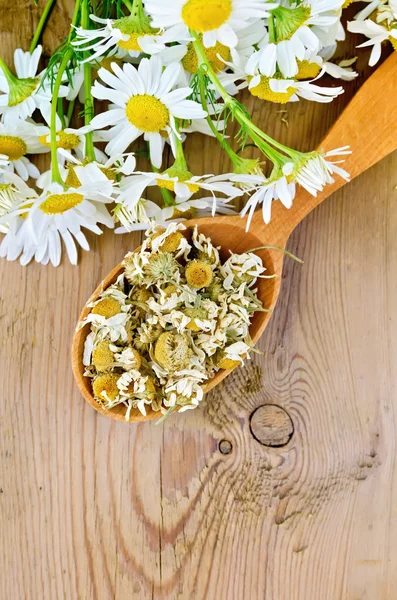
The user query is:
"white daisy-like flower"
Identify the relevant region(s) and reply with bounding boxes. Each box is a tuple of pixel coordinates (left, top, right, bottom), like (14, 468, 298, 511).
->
(248, 72, 344, 104)
(0, 46, 68, 126)
(90, 55, 206, 168)
(285, 48, 358, 82)
(34, 106, 107, 166)
(116, 168, 245, 209)
(240, 176, 296, 227)
(0, 173, 39, 263)
(73, 13, 186, 62)
(1, 164, 115, 266)
(0, 120, 47, 181)
(283, 146, 350, 196)
(245, 0, 344, 78)
(145, 0, 277, 49)
(348, 16, 397, 66)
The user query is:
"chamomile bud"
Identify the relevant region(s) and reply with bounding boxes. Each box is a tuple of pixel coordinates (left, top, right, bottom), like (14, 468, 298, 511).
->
(93, 373, 120, 401)
(185, 260, 213, 289)
(92, 341, 114, 372)
(158, 231, 184, 253)
(154, 332, 190, 370)
(91, 297, 121, 318)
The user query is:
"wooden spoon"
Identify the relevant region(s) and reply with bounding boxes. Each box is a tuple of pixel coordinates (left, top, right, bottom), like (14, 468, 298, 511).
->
(72, 52, 397, 422)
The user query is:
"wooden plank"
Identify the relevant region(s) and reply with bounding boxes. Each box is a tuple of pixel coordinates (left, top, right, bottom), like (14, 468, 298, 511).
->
(1, 1, 397, 598)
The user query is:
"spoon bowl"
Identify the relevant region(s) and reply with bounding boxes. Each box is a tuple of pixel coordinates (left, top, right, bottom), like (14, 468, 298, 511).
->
(72, 52, 397, 422)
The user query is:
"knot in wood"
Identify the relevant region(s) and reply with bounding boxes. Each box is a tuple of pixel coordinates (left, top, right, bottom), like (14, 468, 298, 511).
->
(250, 405, 294, 447)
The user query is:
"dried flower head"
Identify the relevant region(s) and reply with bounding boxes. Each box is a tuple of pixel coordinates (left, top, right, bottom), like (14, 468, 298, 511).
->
(91, 297, 122, 318)
(93, 373, 120, 402)
(185, 260, 213, 289)
(92, 340, 114, 371)
(154, 331, 190, 370)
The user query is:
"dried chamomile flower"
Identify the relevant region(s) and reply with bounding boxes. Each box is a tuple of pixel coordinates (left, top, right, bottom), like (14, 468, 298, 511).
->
(130, 287, 152, 316)
(162, 283, 178, 297)
(220, 252, 266, 290)
(114, 346, 142, 370)
(150, 223, 190, 258)
(154, 331, 190, 371)
(146, 252, 181, 283)
(192, 226, 220, 266)
(183, 307, 208, 332)
(93, 373, 120, 402)
(91, 297, 122, 318)
(185, 260, 213, 289)
(92, 340, 115, 371)
(123, 251, 148, 285)
(214, 350, 241, 370)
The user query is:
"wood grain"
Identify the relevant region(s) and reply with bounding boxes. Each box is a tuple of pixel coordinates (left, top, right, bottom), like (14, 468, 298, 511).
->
(1, 2, 397, 598)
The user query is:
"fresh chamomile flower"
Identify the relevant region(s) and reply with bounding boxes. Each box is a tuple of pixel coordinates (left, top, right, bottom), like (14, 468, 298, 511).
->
(0, 173, 39, 264)
(116, 167, 245, 211)
(26, 165, 115, 266)
(145, 0, 277, 49)
(0, 46, 68, 126)
(0, 120, 47, 181)
(316, 48, 358, 81)
(283, 147, 350, 196)
(248, 72, 344, 104)
(240, 175, 296, 228)
(348, 15, 397, 65)
(245, 0, 344, 79)
(34, 107, 107, 166)
(73, 9, 185, 63)
(90, 55, 206, 168)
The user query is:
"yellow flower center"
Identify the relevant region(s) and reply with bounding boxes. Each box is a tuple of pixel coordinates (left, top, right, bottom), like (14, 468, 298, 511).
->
(296, 60, 321, 80)
(342, 0, 354, 7)
(390, 36, 397, 51)
(92, 373, 120, 402)
(92, 341, 114, 372)
(182, 0, 232, 32)
(39, 192, 84, 215)
(91, 297, 122, 318)
(126, 94, 169, 132)
(249, 76, 297, 104)
(0, 135, 27, 160)
(182, 38, 230, 74)
(185, 259, 213, 289)
(38, 130, 80, 150)
(65, 166, 81, 188)
(19, 201, 34, 220)
(99, 56, 123, 71)
(170, 207, 196, 220)
(156, 178, 200, 193)
(117, 32, 157, 51)
(158, 231, 184, 252)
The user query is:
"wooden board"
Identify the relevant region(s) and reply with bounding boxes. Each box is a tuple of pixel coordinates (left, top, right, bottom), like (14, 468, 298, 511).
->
(1, 1, 397, 598)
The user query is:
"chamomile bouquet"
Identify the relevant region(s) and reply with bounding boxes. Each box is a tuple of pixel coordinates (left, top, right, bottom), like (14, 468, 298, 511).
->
(0, 0, 394, 267)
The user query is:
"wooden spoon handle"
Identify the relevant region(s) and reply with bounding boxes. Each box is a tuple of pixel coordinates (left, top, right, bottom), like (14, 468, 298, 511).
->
(249, 51, 397, 247)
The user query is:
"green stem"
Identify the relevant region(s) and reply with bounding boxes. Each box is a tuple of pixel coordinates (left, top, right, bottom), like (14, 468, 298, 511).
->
(173, 125, 189, 171)
(67, 0, 82, 43)
(82, 0, 95, 160)
(66, 98, 75, 125)
(268, 14, 276, 44)
(121, 0, 133, 11)
(51, 49, 73, 184)
(57, 98, 65, 128)
(0, 56, 13, 81)
(192, 32, 300, 162)
(29, 0, 57, 53)
(151, 163, 175, 207)
(248, 245, 303, 263)
(197, 72, 243, 167)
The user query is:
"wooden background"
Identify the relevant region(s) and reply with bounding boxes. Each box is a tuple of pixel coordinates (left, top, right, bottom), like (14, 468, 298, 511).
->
(1, 1, 397, 598)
